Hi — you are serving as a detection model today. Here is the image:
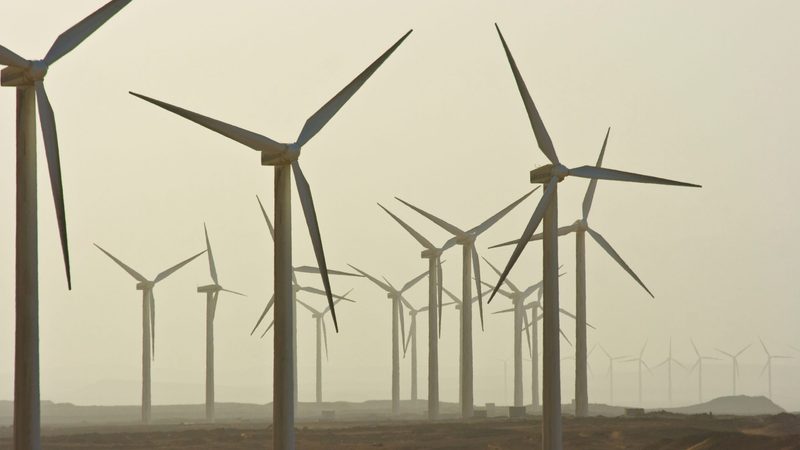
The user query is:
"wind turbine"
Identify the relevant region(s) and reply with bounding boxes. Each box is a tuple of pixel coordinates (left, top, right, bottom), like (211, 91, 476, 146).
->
(758, 338, 790, 400)
(688, 339, 719, 403)
(599, 345, 630, 406)
(652, 339, 685, 407)
(378, 203, 445, 419)
(623, 341, 652, 406)
(441, 286, 491, 408)
(130, 30, 410, 449)
(1, 1, 132, 446)
(493, 129, 658, 418)
(252, 195, 361, 405)
(489, 24, 700, 449)
(296, 292, 355, 404)
(517, 291, 584, 409)
(197, 225, 245, 422)
(400, 299, 456, 406)
(348, 265, 427, 414)
(396, 190, 535, 417)
(716, 344, 751, 396)
(94, 244, 205, 424)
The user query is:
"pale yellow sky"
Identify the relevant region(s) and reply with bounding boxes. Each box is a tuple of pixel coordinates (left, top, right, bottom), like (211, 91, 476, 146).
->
(1, 0, 799, 410)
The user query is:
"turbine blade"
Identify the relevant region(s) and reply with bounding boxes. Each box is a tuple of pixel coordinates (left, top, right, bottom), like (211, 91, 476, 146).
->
(472, 246, 485, 331)
(44, 0, 132, 65)
(378, 203, 435, 250)
(149, 290, 156, 360)
(494, 24, 559, 164)
(715, 348, 734, 358)
(691, 339, 701, 358)
(482, 257, 520, 293)
(441, 286, 461, 304)
(296, 30, 412, 147)
(292, 161, 338, 332)
(587, 227, 653, 298)
(560, 328, 573, 347)
(400, 268, 429, 293)
(489, 224, 575, 249)
(296, 298, 319, 315)
(403, 320, 413, 355)
(260, 320, 274, 339)
(568, 165, 701, 188)
(493, 307, 515, 314)
(130, 92, 287, 156)
(437, 258, 444, 338)
(256, 195, 275, 241)
(582, 127, 610, 220)
(759, 337, 770, 357)
(155, 250, 206, 283)
(94, 243, 146, 282)
(522, 310, 532, 357)
(760, 361, 769, 378)
(488, 177, 557, 304)
(35, 81, 71, 289)
(395, 197, 463, 236)
(347, 264, 392, 292)
(0, 44, 29, 68)
(251, 294, 275, 336)
(398, 300, 406, 356)
(736, 344, 751, 357)
(294, 266, 361, 277)
(203, 223, 218, 284)
(220, 288, 246, 297)
(471, 189, 537, 236)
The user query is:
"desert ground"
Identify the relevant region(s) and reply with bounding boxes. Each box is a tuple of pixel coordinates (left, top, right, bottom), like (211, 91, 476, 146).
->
(2, 413, 799, 449)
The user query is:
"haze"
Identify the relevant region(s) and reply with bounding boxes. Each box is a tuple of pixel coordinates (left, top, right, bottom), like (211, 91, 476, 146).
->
(1, 0, 798, 412)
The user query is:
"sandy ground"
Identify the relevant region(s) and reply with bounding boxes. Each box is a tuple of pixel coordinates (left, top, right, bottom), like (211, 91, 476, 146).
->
(1, 413, 799, 449)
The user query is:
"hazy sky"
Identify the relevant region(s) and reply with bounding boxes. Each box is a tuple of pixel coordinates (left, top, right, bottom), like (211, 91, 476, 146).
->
(1, 1, 799, 411)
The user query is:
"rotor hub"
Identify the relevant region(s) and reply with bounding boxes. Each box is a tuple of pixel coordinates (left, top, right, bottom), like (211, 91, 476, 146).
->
(261, 143, 300, 166)
(28, 60, 48, 81)
(530, 163, 569, 184)
(575, 219, 588, 231)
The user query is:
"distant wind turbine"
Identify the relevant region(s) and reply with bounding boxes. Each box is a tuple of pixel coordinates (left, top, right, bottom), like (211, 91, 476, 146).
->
(378, 203, 446, 419)
(251, 195, 361, 405)
(296, 292, 356, 404)
(400, 299, 455, 405)
(130, 30, 411, 449)
(396, 190, 535, 417)
(599, 345, 630, 405)
(1, 1, 133, 446)
(198, 225, 245, 422)
(716, 344, 751, 396)
(688, 339, 720, 403)
(652, 339, 685, 407)
(758, 339, 789, 400)
(349, 265, 428, 414)
(490, 24, 700, 449)
(94, 243, 205, 424)
(623, 341, 652, 406)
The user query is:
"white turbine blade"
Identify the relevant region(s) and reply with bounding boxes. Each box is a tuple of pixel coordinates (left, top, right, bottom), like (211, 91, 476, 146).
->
(155, 250, 206, 283)
(395, 197, 463, 236)
(568, 165, 701, 188)
(494, 24, 559, 164)
(400, 268, 429, 293)
(292, 161, 338, 332)
(251, 294, 275, 336)
(322, 317, 330, 361)
(522, 310, 532, 357)
(256, 195, 275, 241)
(558, 308, 578, 321)
(471, 189, 537, 236)
(520, 280, 545, 300)
(715, 348, 734, 358)
(130, 92, 287, 156)
(294, 266, 361, 277)
(324, 290, 355, 315)
(589, 344, 598, 357)
(44, 0, 132, 64)
(759, 361, 769, 378)
(480, 279, 515, 299)
(472, 246, 485, 331)
(378, 203, 435, 249)
(203, 223, 218, 284)
(599, 345, 611, 359)
(296, 30, 412, 147)
(403, 321, 413, 355)
(296, 298, 320, 315)
(735, 344, 751, 357)
(582, 127, 610, 220)
(35, 81, 71, 289)
(489, 224, 575, 249)
(587, 227, 654, 298)
(488, 177, 557, 304)
(482, 257, 520, 293)
(94, 243, 146, 282)
(348, 264, 392, 292)
(260, 320, 274, 339)
(397, 294, 414, 311)
(441, 286, 461, 304)
(493, 307, 515, 315)
(673, 358, 687, 370)
(398, 301, 406, 356)
(759, 337, 770, 357)
(643, 360, 653, 375)
(0, 44, 29, 68)
(688, 359, 699, 374)
(560, 329, 573, 347)
(220, 288, 245, 297)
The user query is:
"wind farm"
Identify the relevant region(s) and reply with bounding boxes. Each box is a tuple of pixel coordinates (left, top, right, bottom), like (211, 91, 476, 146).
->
(1, 1, 799, 450)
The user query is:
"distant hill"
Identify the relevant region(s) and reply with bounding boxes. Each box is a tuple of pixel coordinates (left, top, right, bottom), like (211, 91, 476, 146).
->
(665, 395, 785, 416)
